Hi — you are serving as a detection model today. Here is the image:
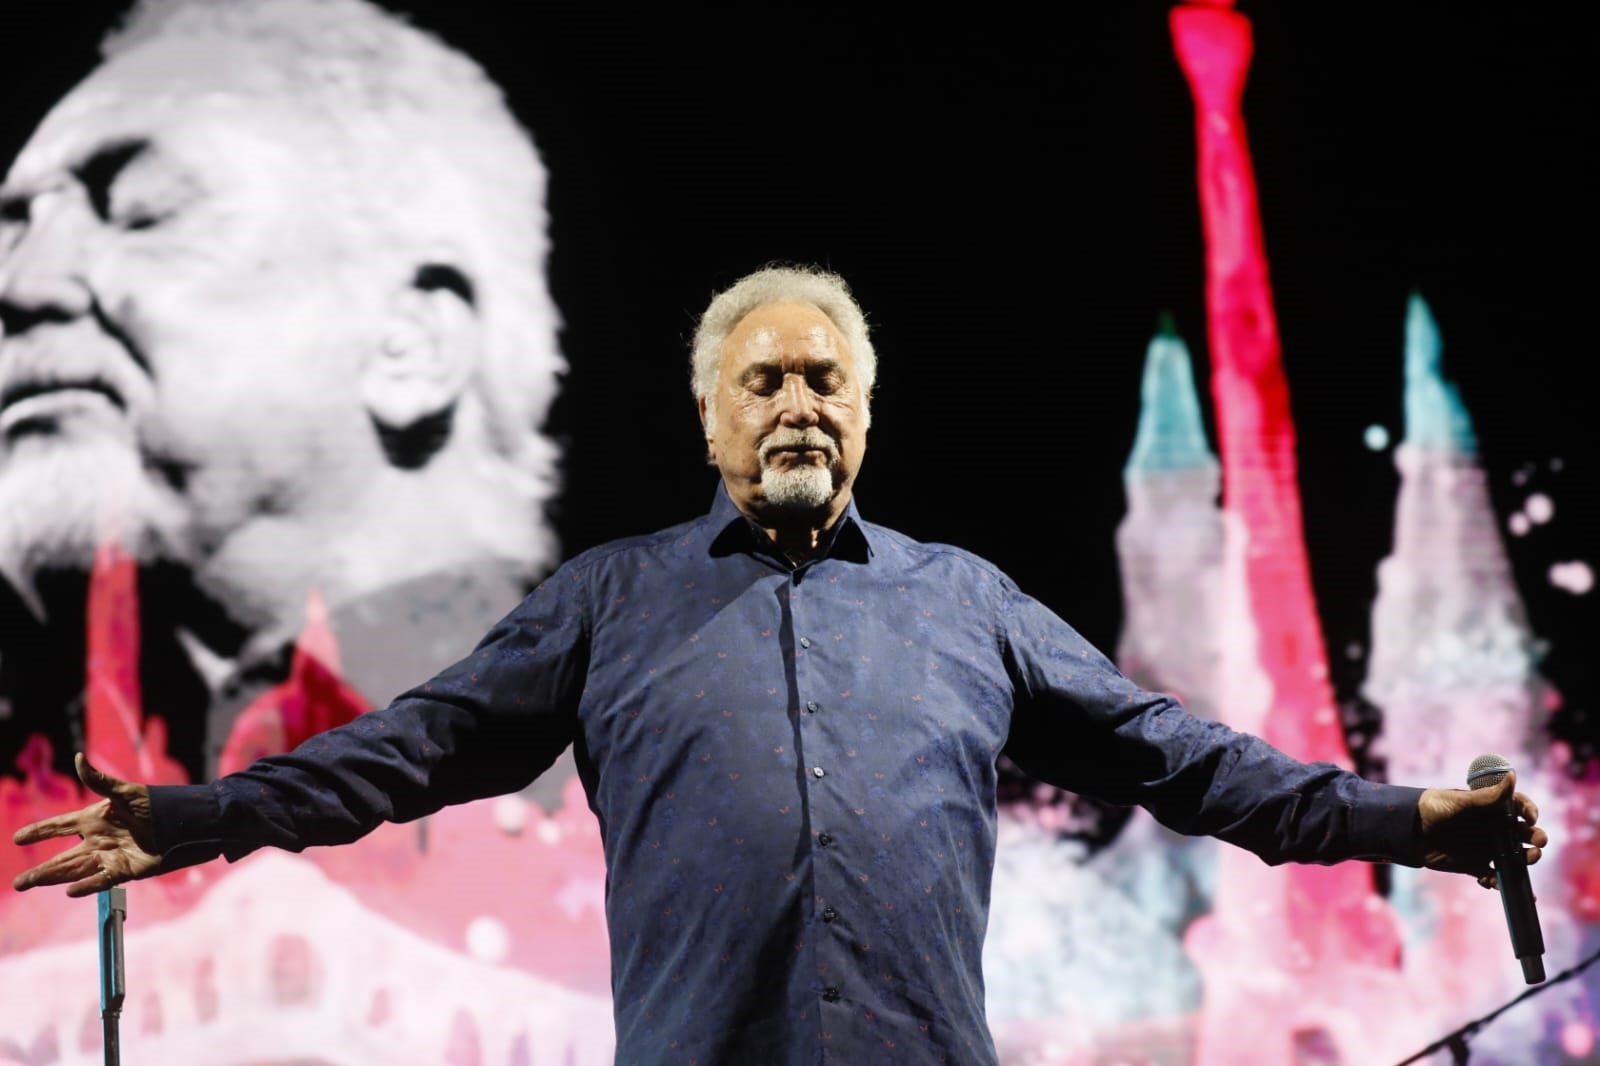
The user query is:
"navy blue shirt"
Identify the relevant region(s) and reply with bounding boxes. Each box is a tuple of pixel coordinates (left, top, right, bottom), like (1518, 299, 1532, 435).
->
(150, 487, 1426, 1065)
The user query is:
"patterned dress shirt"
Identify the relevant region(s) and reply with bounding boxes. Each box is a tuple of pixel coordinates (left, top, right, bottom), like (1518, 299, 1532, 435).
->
(149, 485, 1427, 1065)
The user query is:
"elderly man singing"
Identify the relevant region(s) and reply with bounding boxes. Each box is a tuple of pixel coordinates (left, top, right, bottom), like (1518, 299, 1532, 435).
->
(13, 265, 1547, 1066)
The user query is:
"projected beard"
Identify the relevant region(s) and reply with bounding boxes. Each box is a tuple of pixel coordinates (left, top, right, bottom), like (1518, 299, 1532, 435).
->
(755, 428, 843, 514)
(0, 364, 193, 591)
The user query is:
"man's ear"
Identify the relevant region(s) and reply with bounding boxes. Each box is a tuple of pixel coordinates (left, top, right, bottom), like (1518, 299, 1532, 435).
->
(362, 263, 480, 434)
(698, 393, 717, 464)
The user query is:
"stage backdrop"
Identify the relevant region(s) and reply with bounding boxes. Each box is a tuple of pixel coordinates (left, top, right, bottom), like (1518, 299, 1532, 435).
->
(0, 2, 1595, 1064)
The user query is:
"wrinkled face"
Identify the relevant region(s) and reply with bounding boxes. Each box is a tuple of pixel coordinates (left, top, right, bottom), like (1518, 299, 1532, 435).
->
(701, 302, 868, 529)
(0, 39, 386, 590)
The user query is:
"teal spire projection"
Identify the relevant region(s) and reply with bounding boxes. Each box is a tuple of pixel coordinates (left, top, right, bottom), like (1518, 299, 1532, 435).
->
(1404, 292, 1478, 455)
(1124, 319, 1218, 478)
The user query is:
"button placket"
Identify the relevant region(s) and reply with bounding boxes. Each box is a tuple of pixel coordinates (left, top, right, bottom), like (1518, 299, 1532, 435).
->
(794, 575, 853, 1023)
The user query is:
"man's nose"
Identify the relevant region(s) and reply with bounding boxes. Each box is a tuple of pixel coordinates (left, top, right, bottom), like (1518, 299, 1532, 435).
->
(0, 191, 95, 338)
(776, 374, 820, 426)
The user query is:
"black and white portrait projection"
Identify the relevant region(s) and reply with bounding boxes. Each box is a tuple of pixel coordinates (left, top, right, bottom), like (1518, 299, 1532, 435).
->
(1, 1, 1595, 1063)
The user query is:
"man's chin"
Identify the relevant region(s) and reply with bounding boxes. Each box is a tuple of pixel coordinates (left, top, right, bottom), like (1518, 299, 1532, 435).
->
(752, 468, 841, 522)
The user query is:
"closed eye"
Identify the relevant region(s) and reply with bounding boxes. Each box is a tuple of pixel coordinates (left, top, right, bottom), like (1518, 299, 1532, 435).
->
(120, 211, 170, 232)
(808, 366, 845, 395)
(740, 366, 783, 396)
(75, 140, 150, 223)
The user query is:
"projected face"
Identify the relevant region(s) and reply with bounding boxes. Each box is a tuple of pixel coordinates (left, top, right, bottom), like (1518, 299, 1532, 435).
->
(702, 302, 868, 528)
(0, 40, 390, 604)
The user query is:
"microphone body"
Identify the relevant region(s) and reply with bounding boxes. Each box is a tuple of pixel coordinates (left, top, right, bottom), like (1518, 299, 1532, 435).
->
(1467, 754, 1545, 984)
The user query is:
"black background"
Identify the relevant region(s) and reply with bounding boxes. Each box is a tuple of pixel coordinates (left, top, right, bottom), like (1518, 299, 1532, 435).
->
(4, 2, 1595, 774)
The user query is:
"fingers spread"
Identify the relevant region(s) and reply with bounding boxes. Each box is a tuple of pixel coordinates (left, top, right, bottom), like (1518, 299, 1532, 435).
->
(12, 805, 100, 846)
(12, 845, 98, 892)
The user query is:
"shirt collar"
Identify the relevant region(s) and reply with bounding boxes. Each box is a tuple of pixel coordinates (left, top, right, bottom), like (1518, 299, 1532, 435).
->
(703, 480, 873, 565)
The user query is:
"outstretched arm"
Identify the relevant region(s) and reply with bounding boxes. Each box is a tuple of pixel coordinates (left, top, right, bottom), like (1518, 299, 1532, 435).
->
(13, 753, 160, 897)
(997, 578, 1552, 875)
(11, 562, 590, 894)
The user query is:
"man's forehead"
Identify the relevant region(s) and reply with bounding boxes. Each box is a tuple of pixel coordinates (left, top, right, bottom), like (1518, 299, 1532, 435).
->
(7, 39, 297, 186)
(724, 303, 850, 363)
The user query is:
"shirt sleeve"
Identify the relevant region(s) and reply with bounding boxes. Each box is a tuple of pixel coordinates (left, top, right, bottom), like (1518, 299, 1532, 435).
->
(994, 578, 1426, 868)
(147, 564, 591, 872)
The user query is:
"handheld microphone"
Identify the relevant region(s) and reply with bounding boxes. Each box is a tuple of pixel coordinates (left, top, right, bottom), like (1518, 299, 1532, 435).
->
(1466, 754, 1545, 984)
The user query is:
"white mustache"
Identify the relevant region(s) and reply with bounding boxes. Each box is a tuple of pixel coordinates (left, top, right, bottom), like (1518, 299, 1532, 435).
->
(759, 430, 838, 466)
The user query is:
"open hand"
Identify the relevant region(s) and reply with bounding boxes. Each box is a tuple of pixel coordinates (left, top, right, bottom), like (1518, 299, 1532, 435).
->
(1418, 771, 1547, 889)
(12, 753, 161, 897)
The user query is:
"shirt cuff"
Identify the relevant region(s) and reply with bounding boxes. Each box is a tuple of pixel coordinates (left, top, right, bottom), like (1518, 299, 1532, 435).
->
(148, 783, 231, 873)
(1346, 782, 1428, 866)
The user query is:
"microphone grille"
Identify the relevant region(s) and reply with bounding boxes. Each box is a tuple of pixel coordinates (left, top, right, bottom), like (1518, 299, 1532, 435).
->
(1467, 753, 1514, 791)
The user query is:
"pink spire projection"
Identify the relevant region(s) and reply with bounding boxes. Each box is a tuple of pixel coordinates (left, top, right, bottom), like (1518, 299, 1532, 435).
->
(1167, 10, 1404, 1063)
(1169, 1, 1355, 783)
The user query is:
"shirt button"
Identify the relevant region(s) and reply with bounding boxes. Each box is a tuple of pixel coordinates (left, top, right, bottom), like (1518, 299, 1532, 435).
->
(821, 987, 841, 1003)
(822, 906, 838, 922)
(805, 700, 819, 713)
(800, 636, 813, 649)
(818, 833, 834, 847)
(812, 766, 826, 779)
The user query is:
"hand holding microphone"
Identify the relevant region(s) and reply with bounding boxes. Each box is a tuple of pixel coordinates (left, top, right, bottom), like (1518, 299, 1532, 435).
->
(1417, 754, 1549, 983)
(1465, 755, 1546, 983)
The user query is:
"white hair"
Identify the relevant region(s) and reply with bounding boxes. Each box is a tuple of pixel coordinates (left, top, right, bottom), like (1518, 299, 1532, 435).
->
(690, 265, 876, 424)
(103, 0, 562, 500)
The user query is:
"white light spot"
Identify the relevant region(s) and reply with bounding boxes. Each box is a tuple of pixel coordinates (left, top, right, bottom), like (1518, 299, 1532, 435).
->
(1508, 513, 1531, 537)
(1363, 424, 1390, 450)
(493, 795, 527, 836)
(536, 819, 562, 846)
(466, 916, 510, 963)
(1525, 493, 1555, 524)
(1551, 457, 1565, 472)
(1550, 561, 1594, 595)
(1512, 465, 1533, 486)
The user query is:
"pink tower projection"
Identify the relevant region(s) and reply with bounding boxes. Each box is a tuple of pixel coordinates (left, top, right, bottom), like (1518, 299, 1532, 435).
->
(1366, 296, 1548, 796)
(1169, 3, 1411, 1063)
(1367, 295, 1593, 1062)
(1115, 320, 1226, 715)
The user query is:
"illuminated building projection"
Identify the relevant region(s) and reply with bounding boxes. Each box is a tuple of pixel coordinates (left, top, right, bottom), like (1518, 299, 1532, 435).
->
(1, 558, 615, 1064)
